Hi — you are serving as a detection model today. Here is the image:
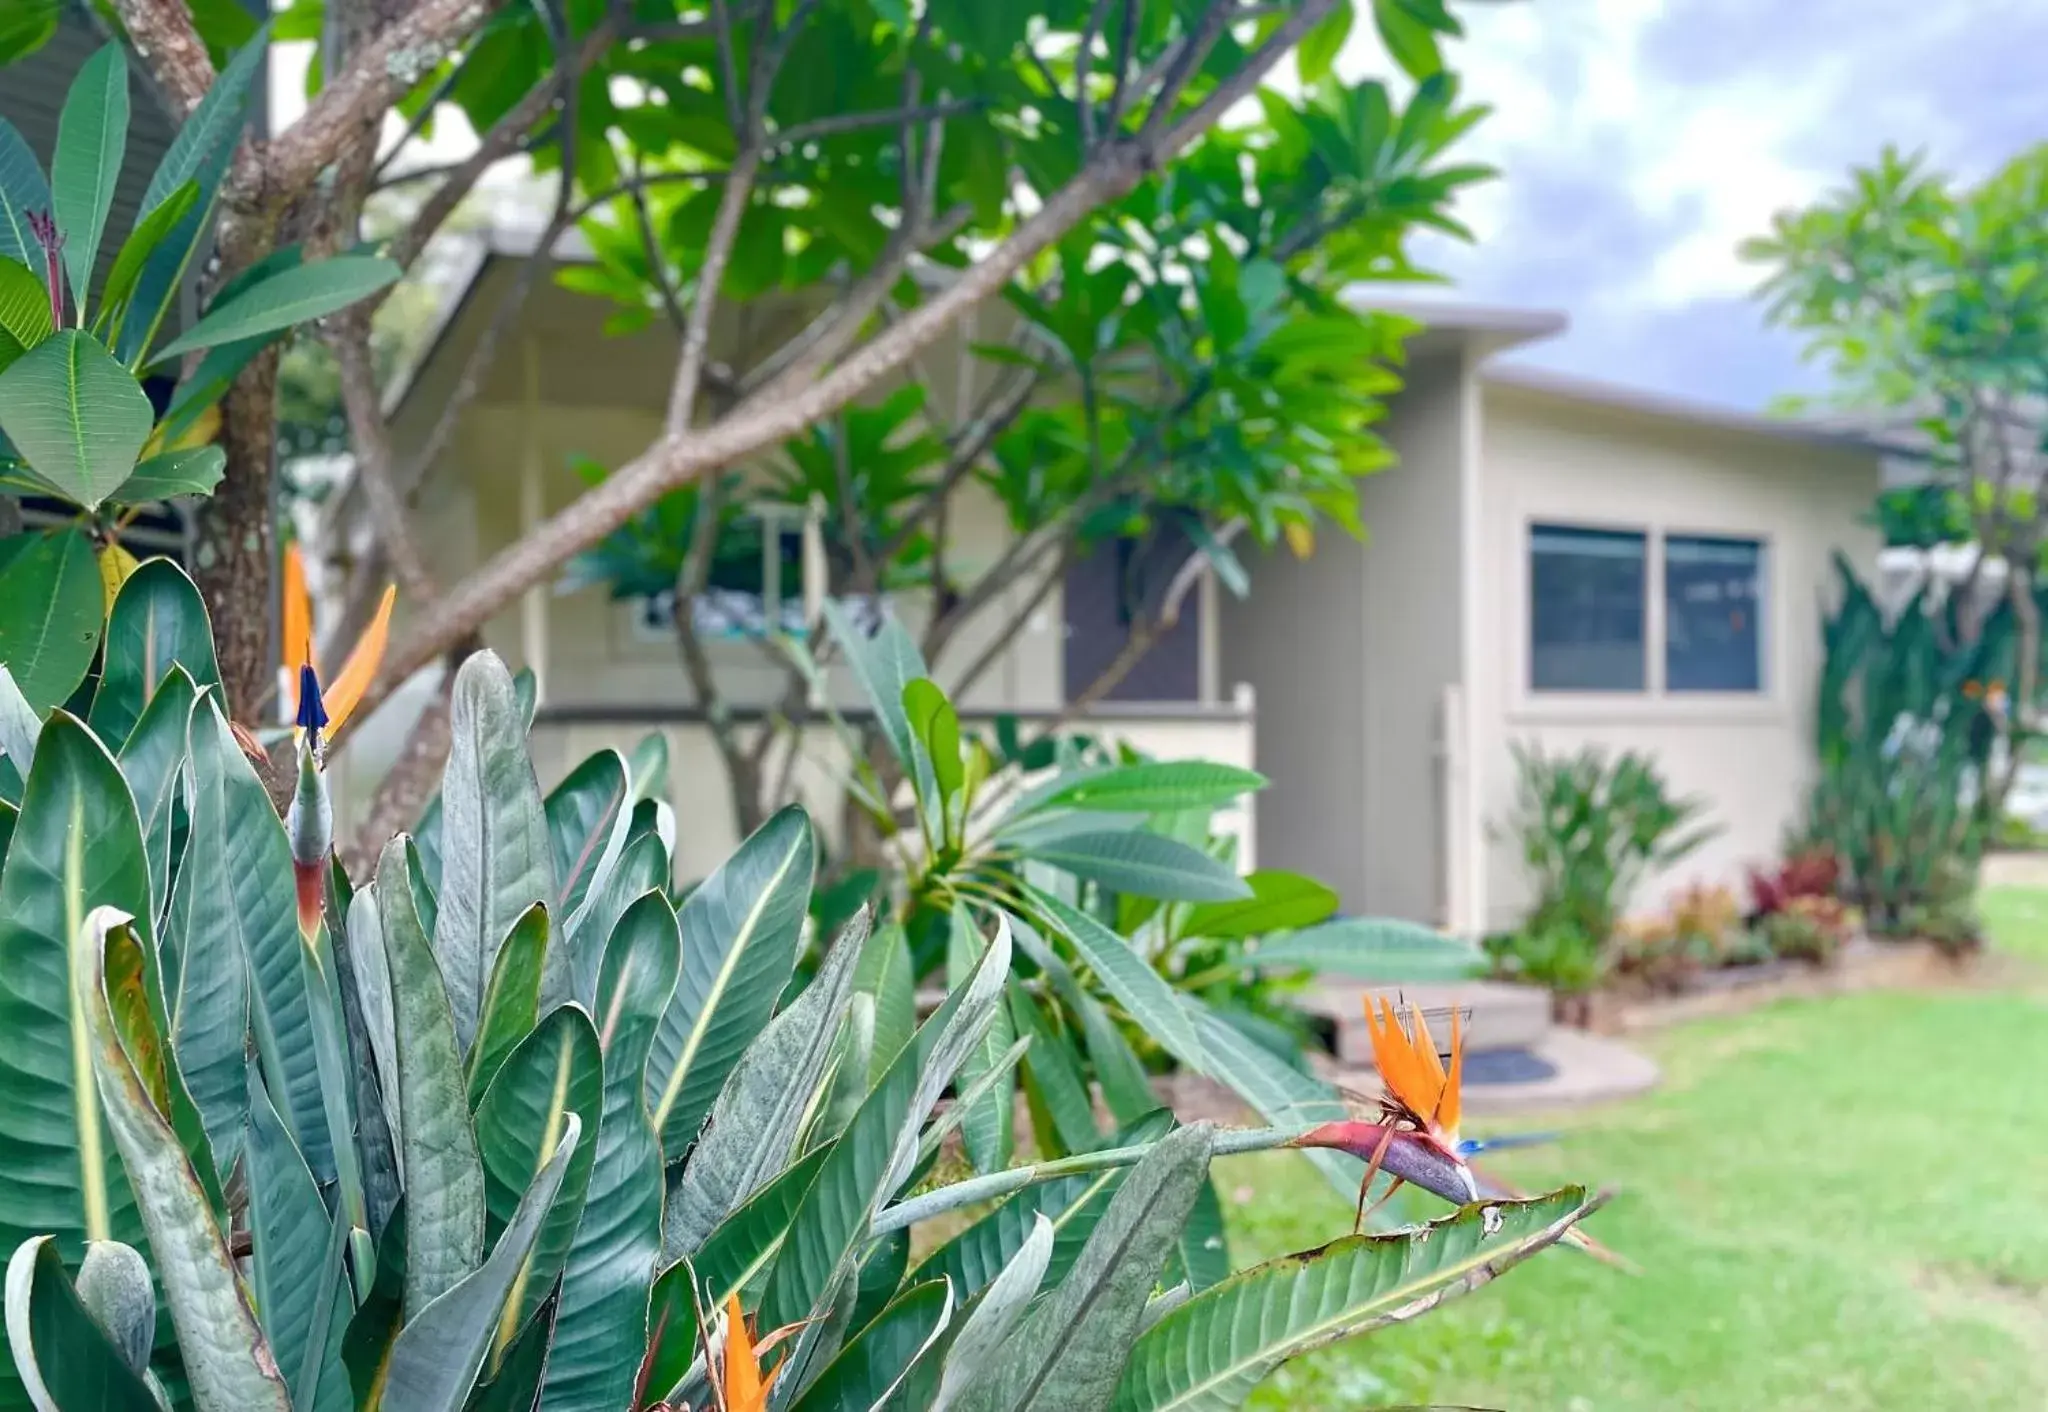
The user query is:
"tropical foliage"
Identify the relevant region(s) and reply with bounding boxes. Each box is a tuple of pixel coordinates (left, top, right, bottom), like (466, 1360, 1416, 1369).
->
(0, 38, 398, 716)
(0, 566, 1600, 1409)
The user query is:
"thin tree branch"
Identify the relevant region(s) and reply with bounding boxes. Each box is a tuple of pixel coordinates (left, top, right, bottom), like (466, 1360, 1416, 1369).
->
(947, 548, 1071, 703)
(372, 48, 474, 180)
(667, 146, 761, 436)
(330, 316, 438, 601)
(773, 99, 986, 151)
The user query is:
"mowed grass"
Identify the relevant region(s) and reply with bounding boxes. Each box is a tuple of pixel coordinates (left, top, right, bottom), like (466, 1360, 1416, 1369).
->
(1217, 898, 2048, 1411)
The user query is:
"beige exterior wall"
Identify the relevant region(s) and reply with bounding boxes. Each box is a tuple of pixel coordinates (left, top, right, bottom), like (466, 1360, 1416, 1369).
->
(1469, 380, 1883, 930)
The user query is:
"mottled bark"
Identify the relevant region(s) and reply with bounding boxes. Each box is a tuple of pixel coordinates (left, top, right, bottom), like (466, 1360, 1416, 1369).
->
(193, 348, 283, 721)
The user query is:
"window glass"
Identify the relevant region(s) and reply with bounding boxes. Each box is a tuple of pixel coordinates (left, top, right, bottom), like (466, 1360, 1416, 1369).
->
(1529, 524, 1647, 692)
(1666, 534, 1764, 692)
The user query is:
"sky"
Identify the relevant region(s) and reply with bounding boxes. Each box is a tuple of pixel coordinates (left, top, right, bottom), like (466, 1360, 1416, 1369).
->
(1335, 0, 2048, 411)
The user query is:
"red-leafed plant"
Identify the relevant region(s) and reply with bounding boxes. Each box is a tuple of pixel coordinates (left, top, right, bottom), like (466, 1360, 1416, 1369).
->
(1747, 847, 1841, 920)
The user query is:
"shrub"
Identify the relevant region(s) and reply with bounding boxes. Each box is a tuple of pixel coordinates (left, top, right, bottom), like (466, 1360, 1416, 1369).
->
(0, 566, 1599, 1409)
(1745, 847, 1840, 923)
(1759, 894, 1857, 965)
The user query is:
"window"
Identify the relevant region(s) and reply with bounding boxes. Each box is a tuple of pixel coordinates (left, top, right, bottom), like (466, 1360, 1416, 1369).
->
(1528, 524, 1646, 692)
(1665, 535, 1763, 692)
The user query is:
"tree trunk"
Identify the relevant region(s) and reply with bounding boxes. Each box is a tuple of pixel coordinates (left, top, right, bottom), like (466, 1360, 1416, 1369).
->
(193, 349, 283, 721)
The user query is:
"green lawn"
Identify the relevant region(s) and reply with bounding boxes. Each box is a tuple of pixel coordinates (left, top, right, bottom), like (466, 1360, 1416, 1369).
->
(1220, 900, 2048, 1411)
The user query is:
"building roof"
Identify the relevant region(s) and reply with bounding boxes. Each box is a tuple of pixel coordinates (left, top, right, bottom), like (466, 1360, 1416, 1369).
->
(1481, 362, 1892, 455)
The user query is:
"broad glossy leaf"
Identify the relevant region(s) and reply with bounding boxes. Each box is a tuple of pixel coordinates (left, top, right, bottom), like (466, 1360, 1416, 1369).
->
(90, 557, 221, 747)
(467, 903, 549, 1109)
(824, 600, 924, 774)
(789, 1278, 952, 1412)
(436, 651, 555, 1053)
(377, 835, 486, 1317)
(948, 904, 1014, 1173)
(903, 676, 964, 805)
(1248, 917, 1482, 980)
(542, 891, 678, 1412)
(1031, 831, 1251, 903)
(1030, 890, 1205, 1068)
(0, 716, 149, 1309)
(474, 1005, 601, 1336)
(626, 730, 669, 804)
(1111, 1189, 1602, 1411)
(95, 181, 197, 342)
(0, 332, 153, 511)
(0, 121, 51, 276)
(544, 749, 630, 923)
(954, 1124, 1215, 1412)
(0, 664, 38, 768)
(1180, 870, 1339, 941)
(381, 1114, 581, 1412)
(0, 255, 51, 350)
(0, 527, 102, 713)
(109, 445, 226, 504)
(638, 1260, 701, 1411)
(1005, 982, 1099, 1155)
(931, 1214, 1053, 1412)
(153, 255, 401, 360)
(665, 907, 868, 1258)
(1030, 762, 1267, 815)
(687, 1143, 834, 1312)
(563, 830, 664, 1005)
(467, 1292, 557, 1412)
(115, 663, 196, 924)
(245, 1069, 351, 1412)
(4, 1236, 160, 1411)
(80, 910, 293, 1411)
(52, 44, 129, 299)
(646, 805, 813, 1154)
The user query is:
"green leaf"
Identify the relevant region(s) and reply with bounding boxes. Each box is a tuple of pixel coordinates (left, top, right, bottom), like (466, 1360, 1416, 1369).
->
(96, 180, 198, 342)
(637, 1264, 701, 1410)
(151, 254, 401, 361)
(956, 1123, 1216, 1412)
(466, 902, 549, 1109)
(544, 748, 631, 923)
(80, 910, 293, 1411)
(789, 1278, 953, 1412)
(0, 664, 38, 772)
(377, 834, 487, 1317)
(0, 0, 58, 67)
(109, 445, 225, 504)
(1373, 0, 1442, 78)
(245, 1068, 351, 1412)
(1167, 1177, 1230, 1294)
(1111, 1189, 1604, 1410)
(436, 651, 555, 1053)
(473, 1005, 602, 1337)
(904, 676, 965, 805)
(626, 730, 669, 804)
(0, 716, 150, 1295)
(0, 120, 51, 277)
(1031, 831, 1251, 902)
(1033, 762, 1267, 815)
(1029, 891, 1206, 1068)
(1183, 1003, 1356, 1202)
(931, 1214, 1052, 1412)
(89, 557, 221, 747)
(824, 600, 926, 775)
(562, 830, 664, 1005)
(4, 1236, 161, 1411)
(1297, 1, 1354, 84)
(53, 44, 130, 300)
(0, 527, 103, 714)
(380, 1114, 581, 1412)
(854, 919, 916, 1086)
(646, 805, 813, 1153)
(115, 661, 197, 924)
(0, 256, 53, 350)
(0, 331, 153, 510)
(687, 1143, 834, 1311)
(948, 904, 1014, 1173)
(1248, 917, 1483, 980)
(1180, 870, 1340, 941)
(466, 1293, 558, 1412)
(664, 907, 869, 1258)
(1006, 982, 1100, 1155)
(72, 1239, 156, 1378)
(542, 891, 678, 1412)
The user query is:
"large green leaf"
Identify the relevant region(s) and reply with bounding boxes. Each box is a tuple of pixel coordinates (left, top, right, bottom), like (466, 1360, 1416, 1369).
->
(1179, 870, 1339, 941)
(0, 715, 149, 1319)
(52, 44, 130, 300)
(1006, 982, 1100, 1155)
(1182, 1003, 1356, 1202)
(1030, 762, 1267, 816)
(1029, 891, 1205, 1068)
(152, 255, 401, 361)
(0, 527, 103, 714)
(543, 749, 630, 923)
(171, 705, 323, 1182)
(1030, 831, 1251, 903)
(931, 1214, 1053, 1412)
(473, 1005, 602, 1338)
(0, 332, 153, 510)
(789, 1278, 953, 1412)
(95, 181, 197, 345)
(114, 662, 196, 925)
(1111, 1189, 1604, 1410)
(3, 1236, 160, 1411)
(854, 919, 916, 1086)
(1247, 917, 1482, 980)
(948, 904, 1015, 1173)
(956, 1123, 1216, 1412)
(646, 805, 813, 1153)
(380, 1115, 580, 1412)
(244, 1069, 351, 1412)
(466, 902, 548, 1110)
(435, 652, 555, 1053)
(80, 910, 293, 1411)
(108, 446, 226, 505)
(562, 831, 664, 1005)
(0, 121, 50, 277)
(0, 256, 52, 350)
(377, 835, 486, 1317)
(0, 665, 40, 772)
(541, 891, 678, 1412)
(824, 600, 925, 775)
(90, 558, 221, 748)
(664, 907, 868, 1258)
(686, 1143, 834, 1312)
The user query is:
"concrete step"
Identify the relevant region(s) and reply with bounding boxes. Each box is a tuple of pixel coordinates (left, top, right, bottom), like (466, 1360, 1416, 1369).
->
(1298, 979, 1553, 1063)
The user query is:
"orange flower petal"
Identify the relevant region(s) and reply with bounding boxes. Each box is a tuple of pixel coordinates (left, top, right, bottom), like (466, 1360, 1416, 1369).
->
(321, 585, 395, 738)
(1438, 1006, 1463, 1134)
(1410, 1002, 1447, 1093)
(281, 542, 312, 680)
(723, 1294, 770, 1412)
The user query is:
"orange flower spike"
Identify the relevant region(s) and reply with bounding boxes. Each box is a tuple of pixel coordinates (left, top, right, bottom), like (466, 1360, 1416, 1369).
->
(320, 584, 396, 738)
(722, 1294, 774, 1412)
(1410, 1002, 1447, 1093)
(281, 542, 312, 681)
(1363, 997, 1424, 1121)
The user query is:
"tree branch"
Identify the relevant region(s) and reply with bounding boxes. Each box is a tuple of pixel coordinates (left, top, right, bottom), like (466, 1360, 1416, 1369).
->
(110, 0, 215, 113)
(948, 547, 1070, 703)
(329, 315, 439, 601)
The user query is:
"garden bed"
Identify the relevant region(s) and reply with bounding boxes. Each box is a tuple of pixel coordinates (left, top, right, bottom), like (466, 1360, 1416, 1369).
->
(1600, 935, 1985, 1032)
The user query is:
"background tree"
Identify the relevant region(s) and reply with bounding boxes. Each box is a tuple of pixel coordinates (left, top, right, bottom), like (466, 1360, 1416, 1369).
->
(1744, 141, 2048, 805)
